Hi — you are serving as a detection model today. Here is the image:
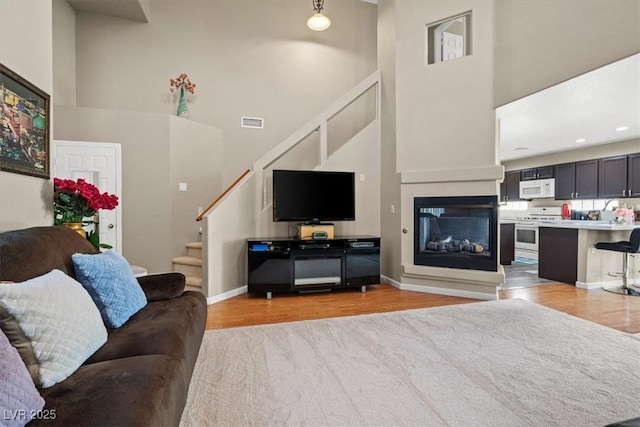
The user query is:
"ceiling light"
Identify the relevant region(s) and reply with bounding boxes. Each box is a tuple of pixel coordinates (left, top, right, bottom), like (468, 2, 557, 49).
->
(576, 138, 586, 143)
(307, 0, 331, 31)
(616, 126, 629, 131)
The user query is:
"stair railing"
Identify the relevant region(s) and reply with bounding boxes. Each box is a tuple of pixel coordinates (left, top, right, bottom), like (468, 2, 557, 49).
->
(196, 168, 252, 222)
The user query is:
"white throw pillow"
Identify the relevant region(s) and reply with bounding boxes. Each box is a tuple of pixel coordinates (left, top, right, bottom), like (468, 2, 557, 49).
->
(0, 270, 108, 388)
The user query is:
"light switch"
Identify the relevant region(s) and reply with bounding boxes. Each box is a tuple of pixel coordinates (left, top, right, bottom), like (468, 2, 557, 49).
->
(179, 182, 187, 192)
(359, 173, 366, 182)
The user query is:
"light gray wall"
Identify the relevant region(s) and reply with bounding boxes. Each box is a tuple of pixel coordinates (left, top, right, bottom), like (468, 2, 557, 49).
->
(378, 0, 402, 282)
(52, 0, 76, 108)
(48, 0, 374, 272)
(169, 116, 223, 262)
(395, 0, 497, 173)
(494, 0, 640, 107)
(72, 0, 378, 186)
(53, 106, 223, 273)
(0, 0, 54, 231)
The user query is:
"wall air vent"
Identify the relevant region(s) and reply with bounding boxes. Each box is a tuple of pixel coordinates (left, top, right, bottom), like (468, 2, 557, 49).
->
(241, 117, 264, 129)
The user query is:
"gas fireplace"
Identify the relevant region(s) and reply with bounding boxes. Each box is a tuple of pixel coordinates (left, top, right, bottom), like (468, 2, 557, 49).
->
(414, 196, 498, 272)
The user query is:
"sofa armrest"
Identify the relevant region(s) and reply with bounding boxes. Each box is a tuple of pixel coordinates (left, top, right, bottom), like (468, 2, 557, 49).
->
(137, 273, 186, 302)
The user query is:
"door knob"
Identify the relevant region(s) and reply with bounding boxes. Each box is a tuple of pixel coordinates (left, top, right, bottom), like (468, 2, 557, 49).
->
(107, 224, 114, 229)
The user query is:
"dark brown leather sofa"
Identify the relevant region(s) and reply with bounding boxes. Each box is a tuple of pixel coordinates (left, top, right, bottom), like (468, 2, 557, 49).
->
(0, 226, 207, 426)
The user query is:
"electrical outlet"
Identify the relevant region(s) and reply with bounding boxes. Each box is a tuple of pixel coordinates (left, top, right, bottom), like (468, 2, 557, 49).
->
(390, 204, 395, 214)
(179, 183, 187, 192)
(359, 173, 365, 182)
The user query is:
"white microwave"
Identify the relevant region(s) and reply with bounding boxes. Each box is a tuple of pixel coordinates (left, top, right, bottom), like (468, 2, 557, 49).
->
(519, 178, 555, 199)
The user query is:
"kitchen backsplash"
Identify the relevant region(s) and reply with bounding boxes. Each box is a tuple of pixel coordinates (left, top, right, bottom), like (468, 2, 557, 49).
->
(500, 197, 640, 221)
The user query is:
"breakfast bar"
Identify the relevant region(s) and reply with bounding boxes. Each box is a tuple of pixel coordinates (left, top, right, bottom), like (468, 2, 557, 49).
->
(537, 221, 639, 288)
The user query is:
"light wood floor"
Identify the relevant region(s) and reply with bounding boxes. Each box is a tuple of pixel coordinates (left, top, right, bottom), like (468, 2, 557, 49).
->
(206, 283, 640, 334)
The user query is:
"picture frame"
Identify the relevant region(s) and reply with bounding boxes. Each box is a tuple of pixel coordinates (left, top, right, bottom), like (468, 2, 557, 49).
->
(0, 63, 50, 179)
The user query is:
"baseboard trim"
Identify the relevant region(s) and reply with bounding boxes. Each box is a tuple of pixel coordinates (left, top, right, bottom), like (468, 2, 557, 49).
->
(381, 275, 498, 301)
(575, 279, 622, 290)
(206, 286, 248, 305)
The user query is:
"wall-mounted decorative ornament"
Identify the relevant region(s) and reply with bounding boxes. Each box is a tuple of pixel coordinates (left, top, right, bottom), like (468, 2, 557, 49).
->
(169, 73, 196, 118)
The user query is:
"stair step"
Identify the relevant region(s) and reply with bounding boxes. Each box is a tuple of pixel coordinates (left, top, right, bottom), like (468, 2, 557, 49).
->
(175, 244, 203, 293)
(172, 256, 202, 267)
(173, 264, 202, 277)
(186, 244, 202, 259)
(185, 284, 204, 293)
(185, 275, 202, 288)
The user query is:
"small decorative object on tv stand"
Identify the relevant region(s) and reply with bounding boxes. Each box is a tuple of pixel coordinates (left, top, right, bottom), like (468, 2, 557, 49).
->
(247, 236, 380, 299)
(299, 223, 334, 239)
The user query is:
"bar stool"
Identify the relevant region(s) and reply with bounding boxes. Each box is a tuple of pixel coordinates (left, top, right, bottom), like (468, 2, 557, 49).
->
(595, 228, 640, 296)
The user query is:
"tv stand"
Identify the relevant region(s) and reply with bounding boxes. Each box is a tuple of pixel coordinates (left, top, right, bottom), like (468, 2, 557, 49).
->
(247, 236, 380, 299)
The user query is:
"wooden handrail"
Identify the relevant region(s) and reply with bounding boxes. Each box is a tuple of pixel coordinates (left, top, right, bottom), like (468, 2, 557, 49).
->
(196, 168, 251, 221)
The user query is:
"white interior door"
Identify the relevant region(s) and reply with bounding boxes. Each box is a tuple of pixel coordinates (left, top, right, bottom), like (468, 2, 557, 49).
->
(53, 140, 122, 253)
(442, 32, 464, 61)
(434, 18, 465, 63)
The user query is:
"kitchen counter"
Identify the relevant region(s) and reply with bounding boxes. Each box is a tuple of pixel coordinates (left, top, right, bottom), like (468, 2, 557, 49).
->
(533, 220, 638, 231)
(537, 223, 639, 289)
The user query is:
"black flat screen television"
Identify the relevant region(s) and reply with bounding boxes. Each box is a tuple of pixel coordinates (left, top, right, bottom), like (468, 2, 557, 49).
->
(272, 169, 355, 223)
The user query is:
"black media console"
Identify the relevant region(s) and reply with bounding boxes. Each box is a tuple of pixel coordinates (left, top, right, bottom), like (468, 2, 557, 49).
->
(247, 236, 381, 299)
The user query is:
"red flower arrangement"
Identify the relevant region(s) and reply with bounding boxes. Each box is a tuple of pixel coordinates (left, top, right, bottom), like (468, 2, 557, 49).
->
(53, 178, 119, 225)
(169, 73, 196, 94)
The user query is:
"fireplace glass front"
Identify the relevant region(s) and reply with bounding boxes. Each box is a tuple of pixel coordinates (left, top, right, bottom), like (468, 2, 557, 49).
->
(414, 196, 498, 272)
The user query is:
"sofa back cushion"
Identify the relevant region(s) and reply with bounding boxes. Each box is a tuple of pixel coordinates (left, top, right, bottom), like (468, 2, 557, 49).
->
(0, 226, 98, 282)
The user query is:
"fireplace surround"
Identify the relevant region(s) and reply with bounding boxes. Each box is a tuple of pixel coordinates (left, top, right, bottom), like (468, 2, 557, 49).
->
(414, 195, 498, 272)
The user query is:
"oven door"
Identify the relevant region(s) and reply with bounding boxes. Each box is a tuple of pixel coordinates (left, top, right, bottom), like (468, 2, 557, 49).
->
(514, 223, 539, 259)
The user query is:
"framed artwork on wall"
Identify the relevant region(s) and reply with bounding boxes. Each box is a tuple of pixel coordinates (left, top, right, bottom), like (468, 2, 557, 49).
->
(0, 63, 50, 179)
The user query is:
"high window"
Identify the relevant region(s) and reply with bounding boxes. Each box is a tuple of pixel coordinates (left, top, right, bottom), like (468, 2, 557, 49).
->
(427, 12, 472, 65)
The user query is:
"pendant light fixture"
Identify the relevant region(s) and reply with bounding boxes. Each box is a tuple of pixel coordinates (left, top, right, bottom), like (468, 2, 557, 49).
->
(307, 0, 331, 31)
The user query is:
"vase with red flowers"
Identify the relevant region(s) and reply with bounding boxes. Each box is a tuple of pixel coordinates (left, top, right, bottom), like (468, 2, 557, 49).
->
(53, 178, 119, 247)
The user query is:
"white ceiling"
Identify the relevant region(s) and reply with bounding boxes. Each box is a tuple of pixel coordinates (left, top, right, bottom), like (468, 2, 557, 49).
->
(498, 53, 640, 162)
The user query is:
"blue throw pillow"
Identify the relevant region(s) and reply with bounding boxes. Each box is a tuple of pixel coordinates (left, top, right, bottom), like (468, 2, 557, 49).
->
(71, 252, 147, 328)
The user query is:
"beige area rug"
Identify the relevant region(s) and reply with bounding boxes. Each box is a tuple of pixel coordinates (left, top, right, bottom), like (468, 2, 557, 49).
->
(180, 299, 640, 426)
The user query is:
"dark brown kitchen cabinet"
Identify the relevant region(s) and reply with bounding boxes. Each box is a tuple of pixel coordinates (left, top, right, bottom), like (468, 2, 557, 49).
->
(499, 223, 515, 265)
(554, 160, 598, 200)
(629, 153, 640, 198)
(500, 170, 520, 202)
(598, 153, 640, 198)
(538, 227, 578, 284)
(598, 155, 628, 198)
(554, 163, 576, 200)
(575, 160, 598, 199)
(521, 166, 554, 181)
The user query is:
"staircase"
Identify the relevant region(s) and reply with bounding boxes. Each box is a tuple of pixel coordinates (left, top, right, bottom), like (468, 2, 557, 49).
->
(198, 70, 381, 299)
(172, 242, 203, 293)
